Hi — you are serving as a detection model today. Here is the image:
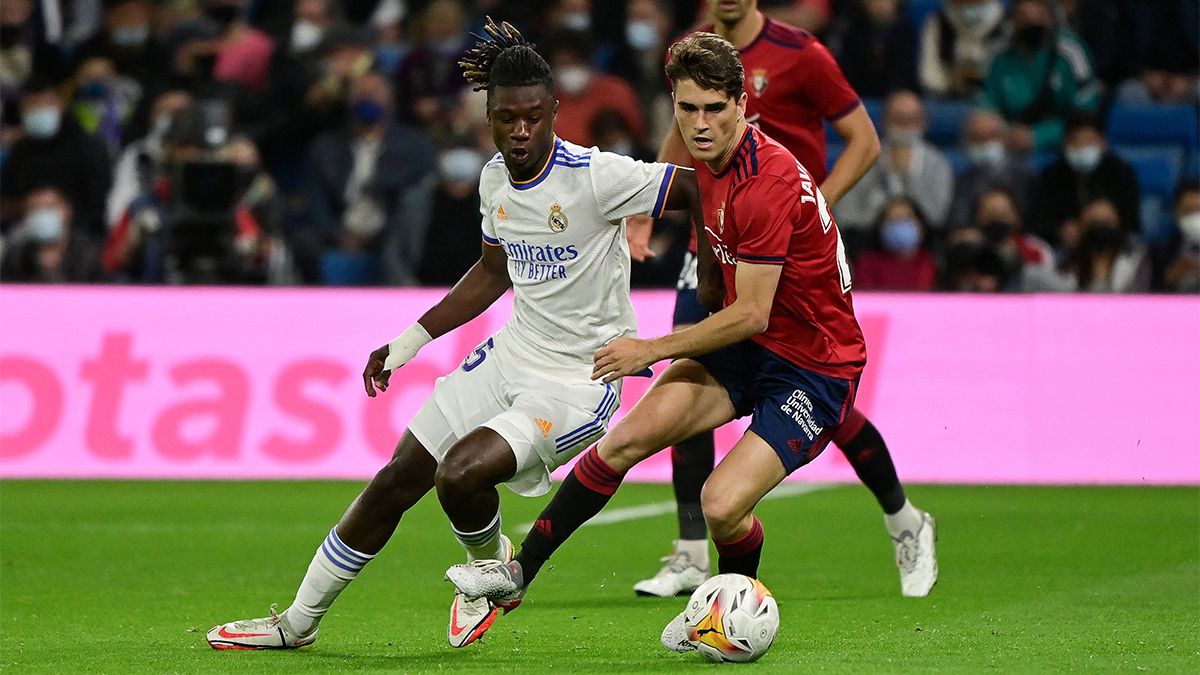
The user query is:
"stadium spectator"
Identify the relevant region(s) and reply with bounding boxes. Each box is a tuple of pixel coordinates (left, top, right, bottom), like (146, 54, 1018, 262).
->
(1114, 0, 1200, 104)
(948, 107, 1035, 229)
(106, 89, 192, 229)
(0, 77, 111, 237)
(618, 0, 675, 142)
(370, 0, 411, 76)
(827, 0, 918, 98)
(202, 0, 275, 94)
(980, 0, 1098, 154)
(1159, 182, 1200, 293)
(0, 185, 102, 283)
(940, 226, 1010, 291)
(853, 196, 938, 291)
(67, 54, 142, 158)
(970, 186, 1055, 290)
(305, 71, 436, 285)
(1025, 197, 1149, 292)
(1070, 0, 1152, 94)
(417, 144, 485, 286)
(1029, 110, 1140, 248)
(542, 29, 644, 148)
(393, 0, 471, 129)
(75, 0, 172, 103)
(918, 0, 1007, 99)
(835, 90, 955, 243)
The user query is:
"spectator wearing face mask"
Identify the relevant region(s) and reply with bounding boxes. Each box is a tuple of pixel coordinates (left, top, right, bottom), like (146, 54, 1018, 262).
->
(980, 0, 1099, 154)
(199, 0, 275, 94)
(77, 0, 171, 99)
(918, 0, 1007, 100)
(834, 90, 955, 246)
(0, 78, 112, 237)
(1030, 110, 1140, 249)
(853, 196, 937, 291)
(939, 225, 1011, 291)
(1026, 197, 1149, 292)
(948, 108, 1034, 229)
(68, 55, 143, 158)
(1, 186, 102, 283)
(394, 0, 470, 129)
(306, 71, 436, 285)
(970, 186, 1054, 290)
(106, 89, 192, 229)
(1158, 181, 1200, 293)
(615, 0, 675, 143)
(418, 145, 486, 285)
(543, 29, 644, 148)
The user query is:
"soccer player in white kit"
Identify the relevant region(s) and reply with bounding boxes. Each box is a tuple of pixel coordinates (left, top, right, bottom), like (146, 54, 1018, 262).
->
(205, 18, 706, 652)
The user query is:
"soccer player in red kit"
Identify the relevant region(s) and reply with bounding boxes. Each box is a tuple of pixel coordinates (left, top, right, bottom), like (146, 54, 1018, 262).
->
(627, 0, 936, 600)
(447, 34, 938, 649)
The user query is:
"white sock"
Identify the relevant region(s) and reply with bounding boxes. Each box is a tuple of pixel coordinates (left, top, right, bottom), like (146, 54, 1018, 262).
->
(676, 538, 709, 567)
(284, 528, 376, 636)
(883, 500, 923, 538)
(453, 511, 504, 562)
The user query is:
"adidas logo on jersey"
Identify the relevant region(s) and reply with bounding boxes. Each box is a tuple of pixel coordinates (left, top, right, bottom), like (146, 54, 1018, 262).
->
(533, 417, 553, 438)
(497, 205, 509, 220)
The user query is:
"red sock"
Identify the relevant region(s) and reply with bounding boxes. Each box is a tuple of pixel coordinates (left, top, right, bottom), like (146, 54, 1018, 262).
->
(713, 516, 764, 578)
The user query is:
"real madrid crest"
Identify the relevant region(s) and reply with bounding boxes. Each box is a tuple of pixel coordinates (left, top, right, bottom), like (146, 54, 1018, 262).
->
(751, 68, 769, 97)
(548, 202, 568, 233)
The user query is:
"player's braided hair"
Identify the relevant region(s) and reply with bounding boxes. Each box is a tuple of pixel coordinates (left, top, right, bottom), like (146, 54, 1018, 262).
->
(459, 16, 552, 95)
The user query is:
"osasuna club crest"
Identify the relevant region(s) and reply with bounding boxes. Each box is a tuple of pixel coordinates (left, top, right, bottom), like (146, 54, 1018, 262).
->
(548, 202, 568, 232)
(751, 68, 769, 96)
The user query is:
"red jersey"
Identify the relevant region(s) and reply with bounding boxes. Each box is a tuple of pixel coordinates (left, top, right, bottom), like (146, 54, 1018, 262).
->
(678, 17, 861, 252)
(696, 125, 865, 380)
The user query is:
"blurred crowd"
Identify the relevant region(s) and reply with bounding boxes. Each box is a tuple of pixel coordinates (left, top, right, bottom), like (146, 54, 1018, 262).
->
(0, 0, 1196, 292)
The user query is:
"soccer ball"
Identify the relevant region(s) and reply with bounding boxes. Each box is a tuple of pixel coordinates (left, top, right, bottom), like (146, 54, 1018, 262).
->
(683, 573, 779, 663)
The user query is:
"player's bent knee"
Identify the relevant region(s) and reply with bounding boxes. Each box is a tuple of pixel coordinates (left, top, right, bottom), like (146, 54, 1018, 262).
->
(597, 422, 659, 472)
(700, 482, 750, 539)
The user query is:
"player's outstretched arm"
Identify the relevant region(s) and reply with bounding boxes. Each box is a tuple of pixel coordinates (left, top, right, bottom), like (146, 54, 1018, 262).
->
(592, 261, 780, 383)
(363, 243, 511, 396)
(821, 104, 880, 207)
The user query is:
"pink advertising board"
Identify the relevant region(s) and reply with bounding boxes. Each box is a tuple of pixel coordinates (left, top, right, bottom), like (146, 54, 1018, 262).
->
(1, 286, 1197, 484)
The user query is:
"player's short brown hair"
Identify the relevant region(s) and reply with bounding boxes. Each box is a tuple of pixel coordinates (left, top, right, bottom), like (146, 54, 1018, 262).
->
(665, 33, 744, 101)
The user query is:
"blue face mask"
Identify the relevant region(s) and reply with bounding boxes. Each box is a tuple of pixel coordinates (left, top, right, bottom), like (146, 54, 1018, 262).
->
(79, 80, 111, 101)
(882, 217, 922, 254)
(351, 99, 385, 126)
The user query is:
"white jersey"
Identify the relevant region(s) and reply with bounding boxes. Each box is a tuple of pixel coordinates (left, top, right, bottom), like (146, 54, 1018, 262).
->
(479, 137, 680, 375)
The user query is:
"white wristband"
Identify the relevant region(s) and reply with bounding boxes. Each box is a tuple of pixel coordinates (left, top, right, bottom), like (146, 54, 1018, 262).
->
(383, 323, 433, 371)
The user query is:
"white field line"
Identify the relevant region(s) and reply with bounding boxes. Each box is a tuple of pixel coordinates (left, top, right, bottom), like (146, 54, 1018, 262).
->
(514, 482, 835, 535)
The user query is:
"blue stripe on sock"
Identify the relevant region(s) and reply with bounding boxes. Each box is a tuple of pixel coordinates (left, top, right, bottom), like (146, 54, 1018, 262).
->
(328, 529, 371, 564)
(320, 541, 363, 573)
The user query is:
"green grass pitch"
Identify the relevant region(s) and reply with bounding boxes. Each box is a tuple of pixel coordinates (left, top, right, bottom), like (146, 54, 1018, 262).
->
(1, 481, 1197, 673)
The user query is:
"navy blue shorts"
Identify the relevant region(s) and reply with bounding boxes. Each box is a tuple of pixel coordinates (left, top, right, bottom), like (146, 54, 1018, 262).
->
(693, 340, 858, 474)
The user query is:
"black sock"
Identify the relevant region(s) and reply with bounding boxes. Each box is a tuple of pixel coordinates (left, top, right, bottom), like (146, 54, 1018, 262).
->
(671, 432, 714, 540)
(514, 447, 625, 584)
(834, 408, 907, 514)
(714, 516, 764, 578)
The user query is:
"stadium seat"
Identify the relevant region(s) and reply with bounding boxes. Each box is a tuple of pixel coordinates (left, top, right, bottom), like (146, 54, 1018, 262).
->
(1138, 195, 1171, 245)
(924, 99, 974, 148)
(1105, 103, 1199, 149)
(943, 148, 970, 175)
(907, 0, 942, 29)
(861, 97, 884, 132)
(320, 250, 380, 286)
(1113, 145, 1185, 200)
(1029, 151, 1058, 173)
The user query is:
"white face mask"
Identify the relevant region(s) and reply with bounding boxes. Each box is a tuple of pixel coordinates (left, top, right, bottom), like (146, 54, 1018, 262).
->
(1065, 144, 1103, 174)
(887, 127, 921, 147)
(555, 65, 591, 96)
(967, 139, 1005, 168)
(1180, 212, 1200, 244)
(625, 20, 658, 51)
(291, 20, 324, 52)
(438, 147, 484, 183)
(23, 105, 61, 139)
(24, 208, 65, 242)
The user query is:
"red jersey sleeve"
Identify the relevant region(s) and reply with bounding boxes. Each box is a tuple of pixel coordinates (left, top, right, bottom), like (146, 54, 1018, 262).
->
(733, 176, 797, 265)
(798, 40, 860, 121)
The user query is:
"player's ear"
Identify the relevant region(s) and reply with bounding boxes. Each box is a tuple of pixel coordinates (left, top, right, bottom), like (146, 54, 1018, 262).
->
(737, 91, 748, 116)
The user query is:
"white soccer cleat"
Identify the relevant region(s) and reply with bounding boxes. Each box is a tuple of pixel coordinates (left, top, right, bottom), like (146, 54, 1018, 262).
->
(659, 610, 697, 653)
(634, 545, 710, 597)
(445, 559, 523, 607)
(893, 511, 938, 597)
(206, 604, 317, 650)
(447, 535, 514, 648)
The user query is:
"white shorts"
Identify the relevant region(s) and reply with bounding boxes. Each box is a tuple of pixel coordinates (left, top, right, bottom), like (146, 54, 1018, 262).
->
(408, 332, 621, 497)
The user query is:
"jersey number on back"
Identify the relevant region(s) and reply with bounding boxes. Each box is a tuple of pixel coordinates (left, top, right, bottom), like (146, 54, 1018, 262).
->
(797, 161, 852, 294)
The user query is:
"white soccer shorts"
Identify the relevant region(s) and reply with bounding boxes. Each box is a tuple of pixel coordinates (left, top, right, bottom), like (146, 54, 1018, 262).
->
(409, 332, 621, 496)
